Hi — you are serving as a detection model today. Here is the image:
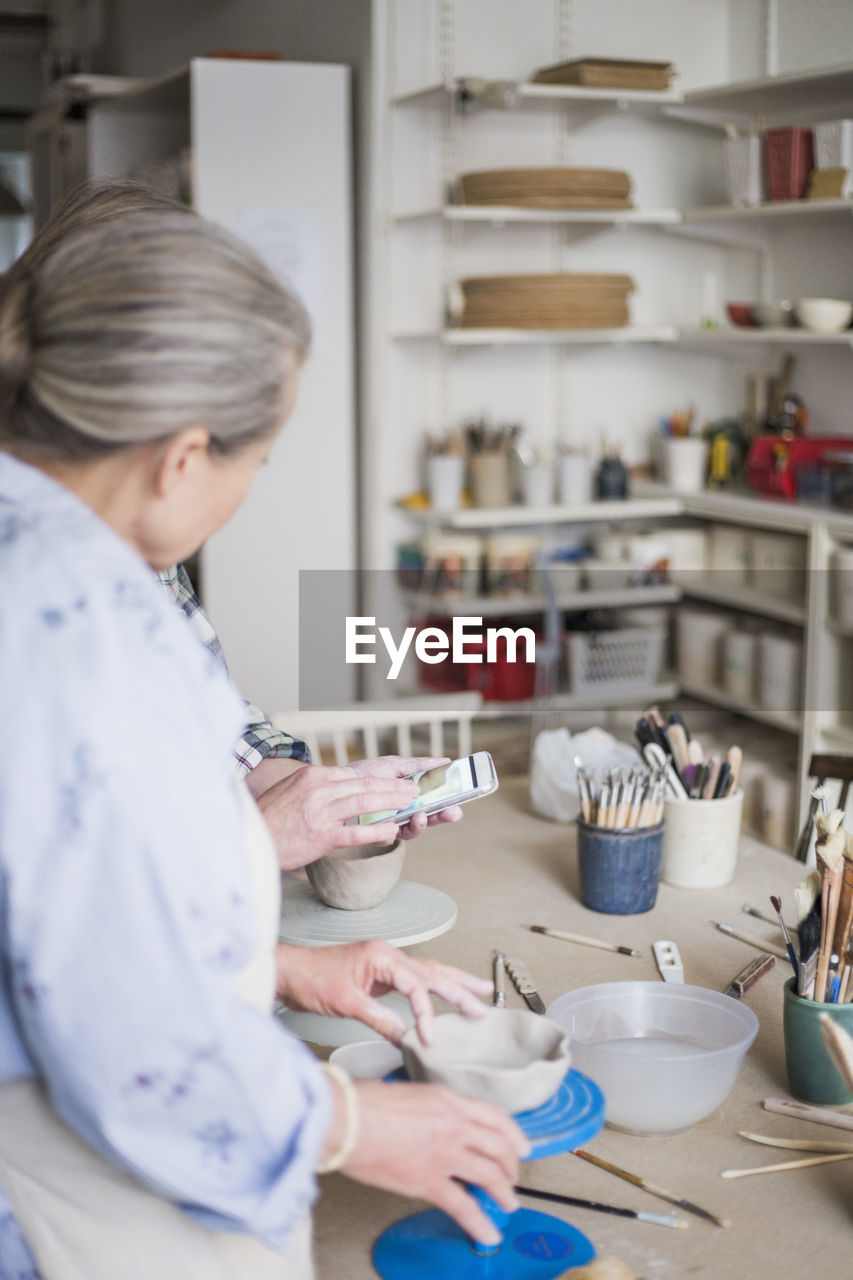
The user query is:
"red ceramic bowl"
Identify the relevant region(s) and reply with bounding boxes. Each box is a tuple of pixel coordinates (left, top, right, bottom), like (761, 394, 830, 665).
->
(726, 302, 757, 327)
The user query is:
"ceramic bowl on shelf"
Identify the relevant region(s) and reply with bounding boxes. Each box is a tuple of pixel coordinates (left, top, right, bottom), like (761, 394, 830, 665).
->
(751, 300, 795, 328)
(795, 297, 853, 334)
(725, 301, 757, 327)
(401, 1008, 570, 1112)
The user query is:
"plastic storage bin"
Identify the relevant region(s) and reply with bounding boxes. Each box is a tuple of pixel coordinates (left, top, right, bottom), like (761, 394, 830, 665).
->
(565, 626, 666, 693)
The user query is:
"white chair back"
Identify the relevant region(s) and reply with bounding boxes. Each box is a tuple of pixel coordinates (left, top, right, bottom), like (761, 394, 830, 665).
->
(271, 692, 482, 766)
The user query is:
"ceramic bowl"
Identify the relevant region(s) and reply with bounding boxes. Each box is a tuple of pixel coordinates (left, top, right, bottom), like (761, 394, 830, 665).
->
(400, 1008, 570, 1112)
(795, 297, 853, 334)
(547, 981, 758, 1135)
(305, 838, 404, 910)
(725, 302, 756, 327)
(751, 300, 795, 329)
(329, 1039, 405, 1078)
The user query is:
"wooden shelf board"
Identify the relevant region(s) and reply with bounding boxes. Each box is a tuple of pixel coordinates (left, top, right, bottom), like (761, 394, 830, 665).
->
(473, 680, 680, 719)
(679, 327, 853, 348)
(394, 205, 680, 226)
(402, 584, 681, 617)
(442, 326, 679, 346)
(684, 61, 853, 118)
(392, 79, 683, 109)
(679, 680, 802, 733)
(683, 580, 806, 625)
(410, 498, 683, 528)
(683, 198, 853, 225)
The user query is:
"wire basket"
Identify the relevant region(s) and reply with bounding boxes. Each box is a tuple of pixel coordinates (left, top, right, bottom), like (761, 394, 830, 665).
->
(565, 626, 666, 693)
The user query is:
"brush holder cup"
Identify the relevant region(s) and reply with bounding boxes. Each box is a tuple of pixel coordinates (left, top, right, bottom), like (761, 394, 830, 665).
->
(576, 820, 664, 915)
(661, 790, 743, 889)
(783, 978, 853, 1105)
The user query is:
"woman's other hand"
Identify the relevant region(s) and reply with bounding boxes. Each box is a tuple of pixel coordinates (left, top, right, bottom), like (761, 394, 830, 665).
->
(275, 939, 492, 1044)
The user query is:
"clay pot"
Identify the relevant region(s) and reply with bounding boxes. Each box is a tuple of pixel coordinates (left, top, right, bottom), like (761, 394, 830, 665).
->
(401, 1008, 569, 1112)
(305, 838, 404, 910)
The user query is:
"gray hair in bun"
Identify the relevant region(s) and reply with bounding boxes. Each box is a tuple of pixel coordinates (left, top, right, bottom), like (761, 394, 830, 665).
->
(0, 182, 311, 460)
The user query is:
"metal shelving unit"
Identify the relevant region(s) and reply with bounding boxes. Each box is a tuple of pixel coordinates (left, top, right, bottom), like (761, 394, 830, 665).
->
(402, 583, 681, 618)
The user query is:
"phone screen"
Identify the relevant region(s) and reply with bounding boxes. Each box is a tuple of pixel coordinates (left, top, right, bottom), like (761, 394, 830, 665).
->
(358, 757, 476, 825)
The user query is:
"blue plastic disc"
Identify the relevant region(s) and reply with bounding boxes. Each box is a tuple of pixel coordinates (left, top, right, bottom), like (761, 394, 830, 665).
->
(383, 1067, 605, 1160)
(374, 1207, 595, 1280)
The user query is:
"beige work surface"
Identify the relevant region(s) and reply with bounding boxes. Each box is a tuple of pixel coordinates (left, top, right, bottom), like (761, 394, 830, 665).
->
(312, 778, 853, 1280)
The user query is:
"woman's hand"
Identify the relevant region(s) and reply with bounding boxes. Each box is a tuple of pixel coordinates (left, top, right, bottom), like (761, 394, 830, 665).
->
(275, 939, 492, 1044)
(342, 1081, 529, 1247)
(346, 756, 464, 838)
(253, 763, 420, 869)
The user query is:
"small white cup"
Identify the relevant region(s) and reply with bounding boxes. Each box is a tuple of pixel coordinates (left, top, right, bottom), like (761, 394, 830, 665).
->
(660, 438, 708, 494)
(521, 464, 554, 507)
(758, 773, 795, 851)
(662, 789, 744, 888)
(558, 454, 592, 505)
(722, 631, 755, 702)
(427, 455, 465, 514)
(676, 608, 729, 685)
(329, 1039, 404, 1079)
(757, 632, 802, 713)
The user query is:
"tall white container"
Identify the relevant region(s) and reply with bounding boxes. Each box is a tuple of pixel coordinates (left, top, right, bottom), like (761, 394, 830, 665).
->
(662, 791, 744, 888)
(757, 633, 802, 713)
(676, 608, 729, 685)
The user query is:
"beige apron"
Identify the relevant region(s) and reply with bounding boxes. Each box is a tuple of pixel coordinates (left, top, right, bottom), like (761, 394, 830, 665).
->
(0, 783, 314, 1280)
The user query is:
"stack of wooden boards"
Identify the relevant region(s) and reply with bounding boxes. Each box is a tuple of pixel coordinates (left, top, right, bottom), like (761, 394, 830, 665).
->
(452, 273, 635, 330)
(453, 167, 632, 209)
(530, 57, 675, 92)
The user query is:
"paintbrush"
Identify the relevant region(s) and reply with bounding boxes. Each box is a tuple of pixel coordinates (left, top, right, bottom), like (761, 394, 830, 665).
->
(815, 828, 845, 1002)
(770, 895, 798, 976)
(574, 1149, 729, 1228)
(795, 869, 822, 998)
(712, 922, 789, 961)
(514, 1185, 686, 1229)
(722, 1153, 853, 1179)
(529, 925, 641, 957)
(831, 850, 853, 998)
(742, 903, 787, 931)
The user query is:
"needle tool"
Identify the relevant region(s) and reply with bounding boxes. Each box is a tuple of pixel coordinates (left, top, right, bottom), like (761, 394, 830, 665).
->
(770, 895, 799, 977)
(530, 925, 640, 957)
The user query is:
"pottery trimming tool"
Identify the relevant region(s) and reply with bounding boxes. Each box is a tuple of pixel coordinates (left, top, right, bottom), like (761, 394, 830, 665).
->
(653, 940, 684, 983)
(374, 1068, 606, 1280)
(763, 1097, 853, 1132)
(493, 951, 507, 1008)
(711, 921, 789, 961)
(505, 957, 546, 1014)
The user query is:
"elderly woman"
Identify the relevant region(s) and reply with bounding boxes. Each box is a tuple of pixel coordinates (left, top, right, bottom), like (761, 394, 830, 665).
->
(0, 197, 525, 1278)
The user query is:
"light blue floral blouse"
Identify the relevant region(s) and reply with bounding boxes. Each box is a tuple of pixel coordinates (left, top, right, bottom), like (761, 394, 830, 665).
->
(0, 454, 331, 1274)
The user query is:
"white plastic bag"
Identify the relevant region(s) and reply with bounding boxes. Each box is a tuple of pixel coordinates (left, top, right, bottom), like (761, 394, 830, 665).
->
(530, 727, 641, 822)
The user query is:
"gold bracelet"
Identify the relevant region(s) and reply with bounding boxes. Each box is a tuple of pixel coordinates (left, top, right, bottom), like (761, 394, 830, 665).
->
(317, 1062, 360, 1174)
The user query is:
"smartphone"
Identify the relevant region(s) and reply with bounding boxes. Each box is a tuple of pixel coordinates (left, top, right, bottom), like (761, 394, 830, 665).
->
(357, 751, 499, 826)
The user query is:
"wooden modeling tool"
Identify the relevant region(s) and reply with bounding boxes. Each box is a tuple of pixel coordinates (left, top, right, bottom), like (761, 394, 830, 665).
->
(573, 1149, 729, 1228)
(739, 1131, 853, 1154)
(742, 903, 785, 930)
(763, 1097, 853, 1132)
(514, 1185, 686, 1229)
(712, 921, 789, 961)
(530, 925, 641, 957)
(819, 1014, 853, 1092)
(815, 828, 845, 1002)
(722, 1153, 853, 1178)
(726, 745, 742, 793)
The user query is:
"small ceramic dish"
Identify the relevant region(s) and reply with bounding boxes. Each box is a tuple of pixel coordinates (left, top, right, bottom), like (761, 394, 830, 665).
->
(725, 302, 756, 327)
(751, 300, 794, 329)
(795, 297, 853, 334)
(306, 838, 404, 910)
(401, 1008, 570, 1112)
(329, 1039, 405, 1078)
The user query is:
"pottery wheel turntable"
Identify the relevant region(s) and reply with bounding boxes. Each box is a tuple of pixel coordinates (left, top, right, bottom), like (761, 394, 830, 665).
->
(374, 1067, 605, 1280)
(277, 880, 458, 1046)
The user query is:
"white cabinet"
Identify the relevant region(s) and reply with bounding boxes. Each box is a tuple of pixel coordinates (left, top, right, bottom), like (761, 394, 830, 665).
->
(83, 59, 357, 713)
